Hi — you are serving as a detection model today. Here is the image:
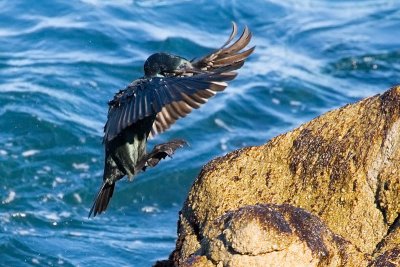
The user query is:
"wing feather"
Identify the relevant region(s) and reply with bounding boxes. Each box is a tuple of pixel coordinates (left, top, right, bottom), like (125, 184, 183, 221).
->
(151, 88, 163, 113)
(133, 88, 141, 122)
(181, 93, 202, 109)
(143, 87, 152, 117)
(126, 95, 135, 125)
(191, 22, 255, 72)
(190, 92, 208, 104)
(212, 47, 255, 67)
(139, 87, 147, 120)
(104, 23, 254, 142)
(119, 102, 129, 133)
(165, 104, 180, 120)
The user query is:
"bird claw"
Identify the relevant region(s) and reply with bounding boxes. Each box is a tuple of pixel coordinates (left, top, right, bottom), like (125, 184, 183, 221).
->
(146, 157, 160, 167)
(135, 139, 187, 172)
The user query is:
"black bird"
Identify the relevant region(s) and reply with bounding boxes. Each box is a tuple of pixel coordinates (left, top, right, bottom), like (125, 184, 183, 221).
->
(88, 22, 254, 217)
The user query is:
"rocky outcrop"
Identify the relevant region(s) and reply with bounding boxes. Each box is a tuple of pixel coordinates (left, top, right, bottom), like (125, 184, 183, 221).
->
(155, 86, 400, 267)
(187, 204, 368, 266)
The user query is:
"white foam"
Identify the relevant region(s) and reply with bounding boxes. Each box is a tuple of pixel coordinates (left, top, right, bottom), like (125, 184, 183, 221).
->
(39, 212, 60, 222)
(59, 211, 71, 218)
(0, 150, 8, 156)
(290, 100, 302, 106)
(43, 166, 52, 172)
(55, 177, 66, 183)
(52, 177, 66, 188)
(220, 137, 228, 151)
(88, 80, 98, 88)
(17, 230, 31, 236)
(68, 231, 83, 237)
(22, 150, 40, 157)
(12, 212, 26, 218)
(214, 118, 233, 132)
(141, 206, 160, 213)
(2, 191, 16, 204)
(73, 193, 82, 203)
(72, 163, 89, 171)
(272, 98, 281, 105)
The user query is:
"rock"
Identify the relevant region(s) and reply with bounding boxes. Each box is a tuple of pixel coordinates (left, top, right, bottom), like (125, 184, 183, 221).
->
(156, 86, 400, 266)
(370, 248, 400, 267)
(370, 225, 400, 266)
(201, 204, 367, 267)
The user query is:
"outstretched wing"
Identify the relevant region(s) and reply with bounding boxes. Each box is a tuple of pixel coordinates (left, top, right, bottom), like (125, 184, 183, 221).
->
(149, 23, 255, 137)
(104, 23, 254, 141)
(104, 69, 237, 142)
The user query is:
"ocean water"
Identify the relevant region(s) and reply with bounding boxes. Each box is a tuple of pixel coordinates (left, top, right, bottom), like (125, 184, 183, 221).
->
(1, 0, 399, 266)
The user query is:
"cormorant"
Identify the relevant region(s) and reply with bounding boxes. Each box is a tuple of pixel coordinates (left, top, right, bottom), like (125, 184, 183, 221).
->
(88, 22, 254, 217)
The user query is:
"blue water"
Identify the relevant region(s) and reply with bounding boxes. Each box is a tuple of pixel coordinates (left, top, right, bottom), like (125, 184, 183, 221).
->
(1, 0, 399, 266)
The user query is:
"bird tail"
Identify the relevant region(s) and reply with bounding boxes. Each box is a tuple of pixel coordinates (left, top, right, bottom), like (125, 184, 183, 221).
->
(88, 182, 115, 218)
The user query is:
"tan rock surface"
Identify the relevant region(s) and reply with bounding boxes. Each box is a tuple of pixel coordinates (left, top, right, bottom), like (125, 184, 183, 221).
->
(201, 204, 367, 267)
(155, 86, 400, 267)
(370, 225, 400, 266)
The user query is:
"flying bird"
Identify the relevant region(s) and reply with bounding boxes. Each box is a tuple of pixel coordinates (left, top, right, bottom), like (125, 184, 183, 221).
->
(88, 22, 254, 217)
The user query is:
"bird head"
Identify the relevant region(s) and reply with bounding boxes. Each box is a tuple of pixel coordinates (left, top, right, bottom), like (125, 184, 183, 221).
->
(144, 52, 191, 78)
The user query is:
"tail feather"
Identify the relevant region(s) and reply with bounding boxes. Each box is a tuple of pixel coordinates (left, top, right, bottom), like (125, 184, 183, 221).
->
(88, 182, 115, 218)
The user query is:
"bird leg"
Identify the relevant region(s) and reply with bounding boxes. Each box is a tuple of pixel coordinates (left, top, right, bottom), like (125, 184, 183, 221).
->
(135, 139, 187, 172)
